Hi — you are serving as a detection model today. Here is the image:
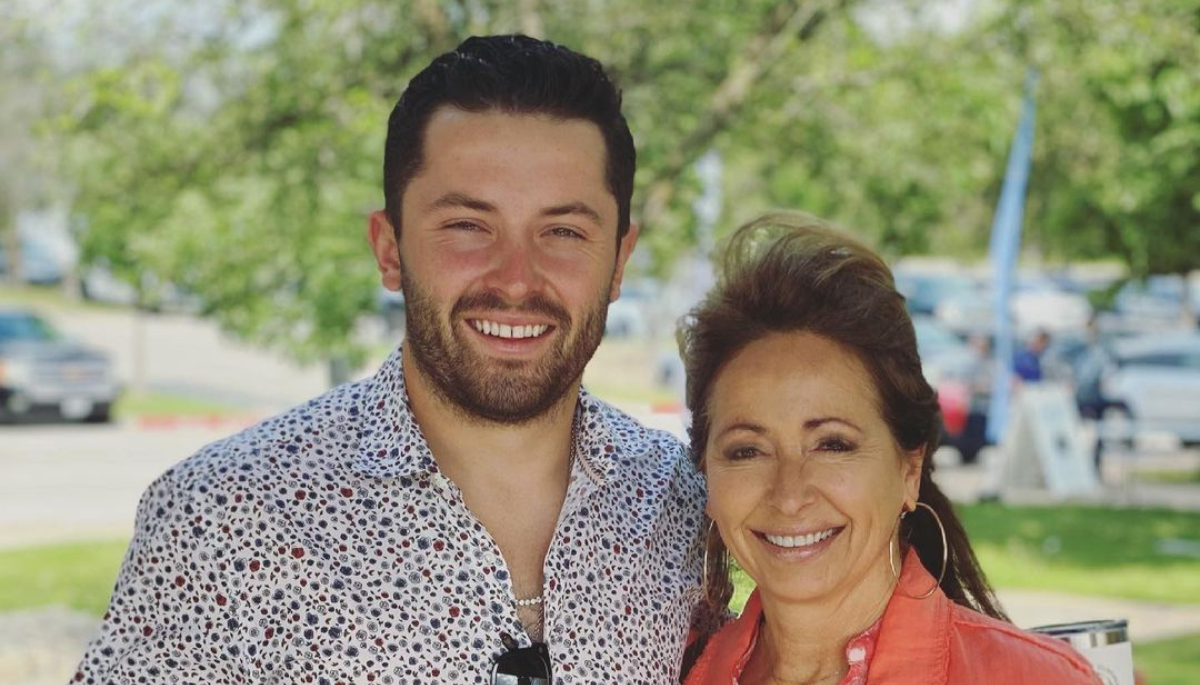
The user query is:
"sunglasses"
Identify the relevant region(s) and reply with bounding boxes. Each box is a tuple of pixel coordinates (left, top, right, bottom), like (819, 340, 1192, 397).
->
(491, 639, 552, 685)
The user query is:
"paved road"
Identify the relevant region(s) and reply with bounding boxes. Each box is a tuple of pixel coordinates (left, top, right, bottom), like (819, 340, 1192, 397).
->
(2, 411, 1200, 685)
(0, 422, 243, 548)
(44, 306, 345, 410)
(2, 302, 1199, 684)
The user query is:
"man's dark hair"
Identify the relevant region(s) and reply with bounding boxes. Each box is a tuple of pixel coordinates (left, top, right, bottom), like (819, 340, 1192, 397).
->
(383, 34, 636, 241)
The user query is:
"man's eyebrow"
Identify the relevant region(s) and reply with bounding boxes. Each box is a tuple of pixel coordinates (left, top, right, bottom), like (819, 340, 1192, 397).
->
(428, 192, 497, 213)
(542, 201, 603, 225)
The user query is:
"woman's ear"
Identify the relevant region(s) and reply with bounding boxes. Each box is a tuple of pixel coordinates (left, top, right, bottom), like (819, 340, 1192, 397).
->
(902, 446, 925, 510)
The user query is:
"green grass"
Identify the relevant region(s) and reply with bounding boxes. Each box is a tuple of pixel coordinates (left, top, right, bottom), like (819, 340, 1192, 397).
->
(114, 391, 244, 419)
(727, 504, 1200, 609)
(958, 503, 1200, 604)
(1134, 632, 1200, 685)
(0, 540, 128, 615)
(1, 509, 1198, 685)
(0, 283, 115, 312)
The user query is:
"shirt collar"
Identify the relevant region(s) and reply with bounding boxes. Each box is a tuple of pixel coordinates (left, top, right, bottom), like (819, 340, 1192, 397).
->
(353, 347, 438, 480)
(352, 347, 625, 486)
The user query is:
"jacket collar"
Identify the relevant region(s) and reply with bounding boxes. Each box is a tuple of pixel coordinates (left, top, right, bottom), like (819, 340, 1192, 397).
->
(867, 547, 952, 684)
(687, 590, 764, 683)
(685, 548, 950, 685)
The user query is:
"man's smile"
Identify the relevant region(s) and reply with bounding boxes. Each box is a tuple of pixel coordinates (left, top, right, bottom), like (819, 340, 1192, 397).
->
(469, 319, 553, 340)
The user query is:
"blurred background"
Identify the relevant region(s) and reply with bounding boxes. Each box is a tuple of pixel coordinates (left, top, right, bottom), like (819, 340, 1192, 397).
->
(1, 0, 1197, 683)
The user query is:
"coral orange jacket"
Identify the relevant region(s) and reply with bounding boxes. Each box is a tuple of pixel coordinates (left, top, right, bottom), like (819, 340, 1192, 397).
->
(683, 549, 1102, 685)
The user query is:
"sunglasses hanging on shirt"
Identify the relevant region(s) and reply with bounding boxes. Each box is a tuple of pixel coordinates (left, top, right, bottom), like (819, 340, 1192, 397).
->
(491, 633, 552, 685)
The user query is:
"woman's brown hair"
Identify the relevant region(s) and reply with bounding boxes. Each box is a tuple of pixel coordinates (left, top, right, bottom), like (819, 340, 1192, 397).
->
(678, 211, 1007, 674)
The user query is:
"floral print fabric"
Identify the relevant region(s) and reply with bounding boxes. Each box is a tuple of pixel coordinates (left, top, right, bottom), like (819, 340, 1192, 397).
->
(73, 348, 707, 684)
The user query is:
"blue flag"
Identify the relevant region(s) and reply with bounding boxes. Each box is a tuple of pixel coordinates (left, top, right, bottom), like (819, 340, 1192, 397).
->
(986, 70, 1038, 444)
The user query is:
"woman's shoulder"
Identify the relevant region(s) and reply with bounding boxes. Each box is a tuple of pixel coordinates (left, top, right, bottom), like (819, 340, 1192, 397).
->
(945, 603, 1102, 684)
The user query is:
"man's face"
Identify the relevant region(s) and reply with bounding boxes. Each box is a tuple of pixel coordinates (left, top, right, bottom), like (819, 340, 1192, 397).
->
(370, 107, 638, 424)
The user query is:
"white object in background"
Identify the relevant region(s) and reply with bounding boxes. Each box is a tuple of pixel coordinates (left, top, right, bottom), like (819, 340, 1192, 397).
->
(995, 382, 1099, 497)
(1031, 619, 1134, 685)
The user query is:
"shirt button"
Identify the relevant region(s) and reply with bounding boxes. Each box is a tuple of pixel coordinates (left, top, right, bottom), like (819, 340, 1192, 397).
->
(848, 646, 866, 663)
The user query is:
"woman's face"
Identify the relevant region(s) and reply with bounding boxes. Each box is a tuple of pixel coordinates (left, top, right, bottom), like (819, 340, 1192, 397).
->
(704, 331, 923, 607)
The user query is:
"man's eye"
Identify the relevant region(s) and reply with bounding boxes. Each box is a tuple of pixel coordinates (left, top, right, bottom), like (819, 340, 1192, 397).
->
(548, 226, 583, 239)
(446, 220, 483, 231)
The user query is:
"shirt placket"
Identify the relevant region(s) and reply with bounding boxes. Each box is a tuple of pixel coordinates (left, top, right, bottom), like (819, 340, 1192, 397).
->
(424, 467, 535, 646)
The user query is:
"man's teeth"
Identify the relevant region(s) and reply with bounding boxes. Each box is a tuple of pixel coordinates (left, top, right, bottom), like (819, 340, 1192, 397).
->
(472, 320, 550, 339)
(765, 528, 838, 549)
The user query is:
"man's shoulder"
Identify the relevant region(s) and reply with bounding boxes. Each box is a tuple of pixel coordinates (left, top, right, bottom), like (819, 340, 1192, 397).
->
(587, 395, 687, 459)
(164, 377, 372, 492)
(583, 395, 702, 488)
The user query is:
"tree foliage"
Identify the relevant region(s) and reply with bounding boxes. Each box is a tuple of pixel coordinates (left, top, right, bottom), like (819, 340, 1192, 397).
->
(45, 0, 1200, 366)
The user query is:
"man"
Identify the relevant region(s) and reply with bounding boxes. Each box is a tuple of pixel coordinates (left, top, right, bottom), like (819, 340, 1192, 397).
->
(73, 35, 706, 684)
(1013, 328, 1051, 382)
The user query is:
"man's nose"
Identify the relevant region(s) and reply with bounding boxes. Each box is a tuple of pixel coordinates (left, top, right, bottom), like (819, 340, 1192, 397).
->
(484, 238, 543, 301)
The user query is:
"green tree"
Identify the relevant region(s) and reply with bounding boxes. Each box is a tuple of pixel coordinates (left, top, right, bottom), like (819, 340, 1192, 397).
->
(994, 0, 1200, 278)
(56, 0, 1199, 378)
(61, 0, 860, 373)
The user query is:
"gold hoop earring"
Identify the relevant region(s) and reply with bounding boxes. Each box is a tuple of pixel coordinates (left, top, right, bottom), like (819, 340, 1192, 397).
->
(889, 501, 948, 600)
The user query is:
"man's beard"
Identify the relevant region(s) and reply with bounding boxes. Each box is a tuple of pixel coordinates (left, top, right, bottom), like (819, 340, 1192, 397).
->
(401, 274, 610, 425)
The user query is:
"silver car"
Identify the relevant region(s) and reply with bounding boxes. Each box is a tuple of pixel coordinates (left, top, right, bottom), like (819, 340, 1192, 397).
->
(1098, 332, 1200, 444)
(0, 308, 120, 423)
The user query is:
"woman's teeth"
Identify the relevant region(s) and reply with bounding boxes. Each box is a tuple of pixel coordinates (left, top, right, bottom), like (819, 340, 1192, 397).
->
(472, 320, 549, 339)
(764, 528, 838, 549)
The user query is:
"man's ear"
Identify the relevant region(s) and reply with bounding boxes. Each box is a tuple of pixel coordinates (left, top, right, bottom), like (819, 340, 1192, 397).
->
(368, 210, 403, 292)
(608, 222, 640, 302)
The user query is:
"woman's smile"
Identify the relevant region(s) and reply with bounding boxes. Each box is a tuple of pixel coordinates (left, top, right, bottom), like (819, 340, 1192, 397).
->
(754, 525, 844, 560)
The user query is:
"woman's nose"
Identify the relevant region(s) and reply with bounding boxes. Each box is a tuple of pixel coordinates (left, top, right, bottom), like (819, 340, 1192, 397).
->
(766, 457, 816, 516)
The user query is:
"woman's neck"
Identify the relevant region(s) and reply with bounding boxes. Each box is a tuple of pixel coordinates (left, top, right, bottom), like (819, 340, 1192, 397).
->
(743, 561, 896, 685)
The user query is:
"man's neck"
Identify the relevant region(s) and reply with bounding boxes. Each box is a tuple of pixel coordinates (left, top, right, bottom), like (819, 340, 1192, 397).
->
(400, 349, 580, 640)
(399, 349, 579, 493)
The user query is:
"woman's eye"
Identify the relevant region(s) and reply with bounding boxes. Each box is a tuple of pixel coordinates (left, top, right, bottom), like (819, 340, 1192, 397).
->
(816, 438, 855, 453)
(725, 445, 762, 461)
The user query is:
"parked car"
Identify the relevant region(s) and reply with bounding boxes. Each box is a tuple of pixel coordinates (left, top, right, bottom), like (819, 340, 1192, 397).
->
(604, 280, 656, 339)
(895, 271, 977, 317)
(1078, 332, 1200, 444)
(1093, 275, 1199, 336)
(0, 308, 120, 423)
(914, 317, 991, 464)
(0, 235, 71, 285)
(1011, 279, 1093, 336)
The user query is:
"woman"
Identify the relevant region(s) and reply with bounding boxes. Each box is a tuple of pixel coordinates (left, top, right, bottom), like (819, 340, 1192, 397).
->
(678, 212, 1100, 685)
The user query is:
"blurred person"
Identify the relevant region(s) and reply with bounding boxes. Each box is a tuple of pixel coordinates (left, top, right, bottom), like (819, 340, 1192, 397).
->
(73, 35, 706, 684)
(1013, 328, 1051, 382)
(678, 212, 1101, 685)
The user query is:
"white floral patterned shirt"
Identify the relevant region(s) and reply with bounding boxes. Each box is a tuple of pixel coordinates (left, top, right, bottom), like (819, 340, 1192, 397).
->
(74, 349, 707, 684)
